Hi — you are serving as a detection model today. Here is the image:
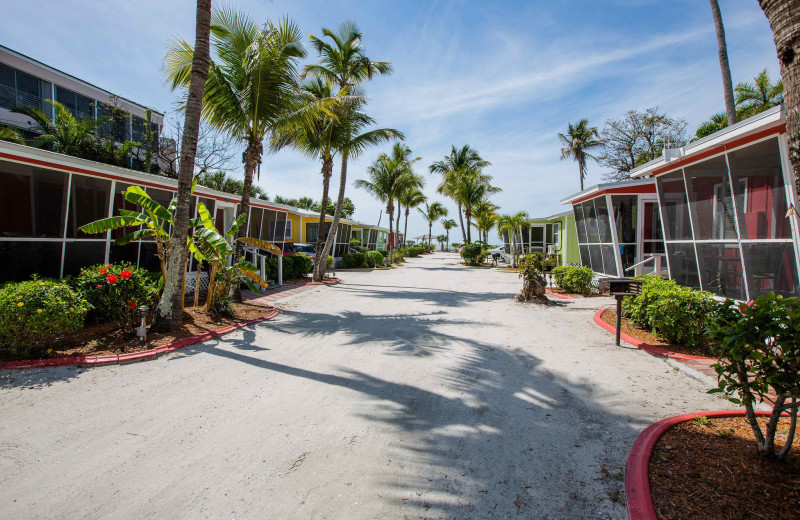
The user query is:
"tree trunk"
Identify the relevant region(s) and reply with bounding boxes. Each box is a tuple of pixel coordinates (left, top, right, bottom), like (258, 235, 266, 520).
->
(760, 0, 800, 201)
(151, 0, 210, 332)
(403, 209, 409, 247)
(312, 157, 334, 281)
(395, 203, 402, 248)
(428, 222, 432, 251)
(710, 0, 737, 125)
(319, 153, 348, 277)
(457, 203, 466, 243)
(465, 211, 472, 243)
(387, 203, 395, 264)
(235, 141, 261, 263)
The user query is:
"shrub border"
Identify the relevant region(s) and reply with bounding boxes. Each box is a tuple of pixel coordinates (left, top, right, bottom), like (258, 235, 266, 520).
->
(0, 308, 279, 370)
(626, 410, 777, 520)
(593, 308, 715, 361)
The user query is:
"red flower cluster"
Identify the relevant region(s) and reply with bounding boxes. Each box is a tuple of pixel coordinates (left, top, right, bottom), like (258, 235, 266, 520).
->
(96, 284, 102, 289)
(128, 301, 137, 310)
(107, 274, 118, 284)
(120, 270, 132, 279)
(99, 267, 107, 275)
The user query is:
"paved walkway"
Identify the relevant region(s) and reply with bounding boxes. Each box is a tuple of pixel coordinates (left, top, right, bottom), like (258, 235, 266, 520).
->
(0, 253, 731, 519)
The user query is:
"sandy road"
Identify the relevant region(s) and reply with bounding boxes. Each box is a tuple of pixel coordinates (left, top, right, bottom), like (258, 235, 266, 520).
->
(0, 253, 728, 519)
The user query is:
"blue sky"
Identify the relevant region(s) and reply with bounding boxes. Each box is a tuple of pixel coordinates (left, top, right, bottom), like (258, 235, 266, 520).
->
(3, 0, 780, 240)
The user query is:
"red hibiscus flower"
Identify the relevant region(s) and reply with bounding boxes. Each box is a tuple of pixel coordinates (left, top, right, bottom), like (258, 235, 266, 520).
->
(128, 301, 137, 310)
(99, 267, 107, 275)
(120, 270, 132, 279)
(96, 284, 102, 289)
(107, 274, 118, 284)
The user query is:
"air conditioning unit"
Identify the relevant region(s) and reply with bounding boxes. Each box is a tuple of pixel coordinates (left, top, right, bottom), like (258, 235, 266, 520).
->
(547, 245, 555, 255)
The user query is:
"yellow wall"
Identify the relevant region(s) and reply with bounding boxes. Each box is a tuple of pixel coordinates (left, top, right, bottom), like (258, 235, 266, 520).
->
(286, 212, 301, 243)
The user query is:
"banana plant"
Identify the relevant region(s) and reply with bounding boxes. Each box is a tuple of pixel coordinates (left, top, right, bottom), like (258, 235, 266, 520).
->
(192, 202, 279, 312)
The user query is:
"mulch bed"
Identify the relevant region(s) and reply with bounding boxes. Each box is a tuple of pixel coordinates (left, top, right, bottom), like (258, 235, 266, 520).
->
(1, 301, 273, 362)
(548, 287, 605, 297)
(650, 416, 800, 520)
(600, 308, 711, 357)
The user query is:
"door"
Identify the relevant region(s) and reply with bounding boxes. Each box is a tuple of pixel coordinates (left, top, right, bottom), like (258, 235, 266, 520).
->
(639, 199, 665, 276)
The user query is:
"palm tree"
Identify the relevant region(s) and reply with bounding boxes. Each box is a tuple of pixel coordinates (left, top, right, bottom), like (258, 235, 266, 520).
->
(302, 21, 394, 280)
(355, 143, 418, 263)
(735, 68, 784, 119)
(450, 172, 500, 243)
(398, 187, 427, 247)
(558, 120, 603, 191)
(430, 145, 491, 243)
(164, 9, 311, 267)
(473, 199, 499, 244)
(0, 125, 24, 144)
(710, 0, 737, 125)
(418, 202, 448, 251)
(436, 234, 447, 251)
(197, 170, 267, 198)
(151, 0, 211, 331)
(296, 196, 315, 210)
(441, 218, 457, 251)
(497, 211, 529, 268)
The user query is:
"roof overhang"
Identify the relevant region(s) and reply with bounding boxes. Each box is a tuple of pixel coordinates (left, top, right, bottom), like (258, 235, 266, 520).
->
(560, 178, 655, 206)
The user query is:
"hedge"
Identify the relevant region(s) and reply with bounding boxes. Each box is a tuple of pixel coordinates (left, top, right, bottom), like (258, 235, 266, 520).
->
(552, 266, 594, 294)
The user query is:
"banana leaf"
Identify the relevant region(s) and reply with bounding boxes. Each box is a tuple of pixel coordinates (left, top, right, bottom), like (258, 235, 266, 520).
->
(240, 269, 269, 288)
(226, 213, 248, 239)
(196, 202, 217, 232)
(79, 215, 144, 235)
(194, 226, 234, 257)
(114, 228, 156, 245)
(235, 237, 282, 256)
(124, 186, 171, 221)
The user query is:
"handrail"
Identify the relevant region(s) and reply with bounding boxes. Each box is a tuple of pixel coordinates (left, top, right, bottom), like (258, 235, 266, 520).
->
(624, 253, 665, 273)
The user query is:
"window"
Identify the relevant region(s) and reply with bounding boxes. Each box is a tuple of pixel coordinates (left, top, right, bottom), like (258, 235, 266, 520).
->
(0, 162, 67, 238)
(574, 195, 620, 276)
(553, 222, 561, 246)
(0, 63, 15, 109)
(66, 175, 111, 238)
(657, 171, 693, 241)
(685, 156, 737, 241)
(284, 219, 292, 240)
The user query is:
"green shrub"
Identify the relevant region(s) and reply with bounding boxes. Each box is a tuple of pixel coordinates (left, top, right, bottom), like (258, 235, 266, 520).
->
(401, 245, 426, 258)
(349, 238, 361, 248)
(292, 255, 313, 277)
(707, 294, 800, 459)
(327, 255, 335, 270)
(264, 255, 313, 281)
(461, 242, 487, 265)
(366, 250, 384, 267)
(622, 275, 715, 348)
(74, 263, 158, 328)
(0, 277, 91, 355)
(552, 266, 594, 294)
(342, 253, 366, 268)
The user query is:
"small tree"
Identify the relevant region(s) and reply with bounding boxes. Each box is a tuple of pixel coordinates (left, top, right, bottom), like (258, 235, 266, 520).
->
(708, 293, 800, 460)
(517, 252, 548, 302)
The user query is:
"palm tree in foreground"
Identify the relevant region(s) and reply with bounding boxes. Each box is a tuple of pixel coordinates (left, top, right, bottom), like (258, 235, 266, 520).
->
(441, 218, 457, 251)
(165, 9, 309, 266)
(497, 211, 530, 268)
(735, 68, 784, 119)
(355, 143, 418, 263)
(558, 119, 603, 191)
(430, 145, 491, 244)
(418, 202, 448, 251)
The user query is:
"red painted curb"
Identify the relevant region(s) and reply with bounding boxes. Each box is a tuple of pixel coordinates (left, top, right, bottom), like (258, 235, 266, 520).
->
(0, 308, 279, 370)
(626, 410, 777, 520)
(593, 308, 715, 361)
(282, 278, 341, 286)
(545, 289, 577, 300)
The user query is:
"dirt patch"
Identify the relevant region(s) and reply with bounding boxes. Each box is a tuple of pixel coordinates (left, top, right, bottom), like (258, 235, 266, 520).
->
(1, 301, 274, 361)
(650, 416, 800, 520)
(599, 308, 711, 357)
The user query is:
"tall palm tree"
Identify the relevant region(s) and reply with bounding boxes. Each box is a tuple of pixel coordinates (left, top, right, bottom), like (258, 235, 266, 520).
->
(735, 68, 784, 119)
(759, 0, 800, 206)
(473, 199, 499, 244)
(710, 0, 737, 125)
(450, 172, 500, 243)
(398, 187, 427, 247)
(497, 211, 529, 268)
(558, 120, 603, 191)
(302, 21, 394, 280)
(151, 0, 211, 331)
(164, 9, 311, 266)
(355, 143, 417, 263)
(441, 218, 457, 251)
(418, 201, 448, 250)
(430, 145, 491, 243)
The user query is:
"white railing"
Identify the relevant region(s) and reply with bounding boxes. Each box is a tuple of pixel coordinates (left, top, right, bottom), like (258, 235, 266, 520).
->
(624, 253, 666, 277)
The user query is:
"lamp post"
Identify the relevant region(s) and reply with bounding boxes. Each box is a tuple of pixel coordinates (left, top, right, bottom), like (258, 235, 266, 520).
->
(137, 305, 149, 343)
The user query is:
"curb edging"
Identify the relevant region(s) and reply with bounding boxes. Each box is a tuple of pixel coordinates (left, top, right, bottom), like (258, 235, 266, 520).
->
(282, 278, 340, 287)
(626, 410, 776, 520)
(593, 308, 715, 361)
(545, 289, 577, 300)
(0, 308, 280, 370)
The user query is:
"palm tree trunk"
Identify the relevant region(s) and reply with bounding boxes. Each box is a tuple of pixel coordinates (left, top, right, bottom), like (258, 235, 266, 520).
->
(465, 211, 472, 243)
(403, 209, 409, 247)
(760, 0, 800, 200)
(428, 222, 433, 251)
(710, 0, 737, 125)
(395, 203, 402, 248)
(446, 230, 449, 251)
(151, 0, 210, 332)
(312, 157, 334, 281)
(319, 153, 348, 277)
(457, 203, 466, 243)
(235, 141, 261, 263)
(387, 203, 395, 264)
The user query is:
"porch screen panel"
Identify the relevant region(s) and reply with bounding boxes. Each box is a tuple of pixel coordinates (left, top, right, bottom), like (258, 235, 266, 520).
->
(63, 241, 106, 276)
(594, 197, 613, 243)
(588, 245, 603, 273)
(0, 163, 67, 238)
(601, 245, 618, 277)
(0, 241, 62, 282)
(249, 207, 263, 239)
(66, 175, 111, 238)
(727, 137, 791, 240)
(582, 201, 600, 243)
(695, 243, 746, 300)
(612, 195, 638, 274)
(579, 245, 590, 267)
(666, 243, 700, 290)
(573, 204, 588, 243)
(657, 171, 693, 241)
(685, 156, 737, 241)
(743, 243, 800, 297)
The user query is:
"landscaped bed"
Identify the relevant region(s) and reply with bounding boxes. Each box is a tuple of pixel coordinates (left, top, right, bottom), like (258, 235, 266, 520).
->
(648, 415, 800, 520)
(0, 301, 275, 362)
(599, 308, 711, 358)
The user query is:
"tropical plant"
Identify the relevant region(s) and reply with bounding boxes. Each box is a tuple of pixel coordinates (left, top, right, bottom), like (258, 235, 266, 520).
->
(460, 242, 487, 266)
(436, 234, 447, 251)
(192, 203, 273, 314)
(0, 125, 24, 144)
(355, 143, 421, 263)
(735, 68, 784, 119)
(472, 199, 499, 244)
(418, 201, 448, 250)
(441, 218, 457, 251)
(497, 211, 529, 268)
(517, 252, 548, 302)
(74, 263, 159, 328)
(552, 265, 594, 295)
(710, 0, 737, 125)
(197, 170, 267, 199)
(558, 119, 603, 191)
(695, 112, 728, 140)
(707, 293, 800, 460)
(164, 9, 314, 271)
(398, 187, 427, 245)
(430, 145, 491, 243)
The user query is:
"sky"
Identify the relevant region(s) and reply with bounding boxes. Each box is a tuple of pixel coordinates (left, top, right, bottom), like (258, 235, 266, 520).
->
(2, 0, 782, 241)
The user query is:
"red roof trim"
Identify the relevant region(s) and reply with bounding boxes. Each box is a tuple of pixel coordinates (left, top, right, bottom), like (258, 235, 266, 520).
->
(570, 183, 656, 205)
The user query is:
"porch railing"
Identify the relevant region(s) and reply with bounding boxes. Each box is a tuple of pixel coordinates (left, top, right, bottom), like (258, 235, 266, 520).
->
(624, 253, 666, 277)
